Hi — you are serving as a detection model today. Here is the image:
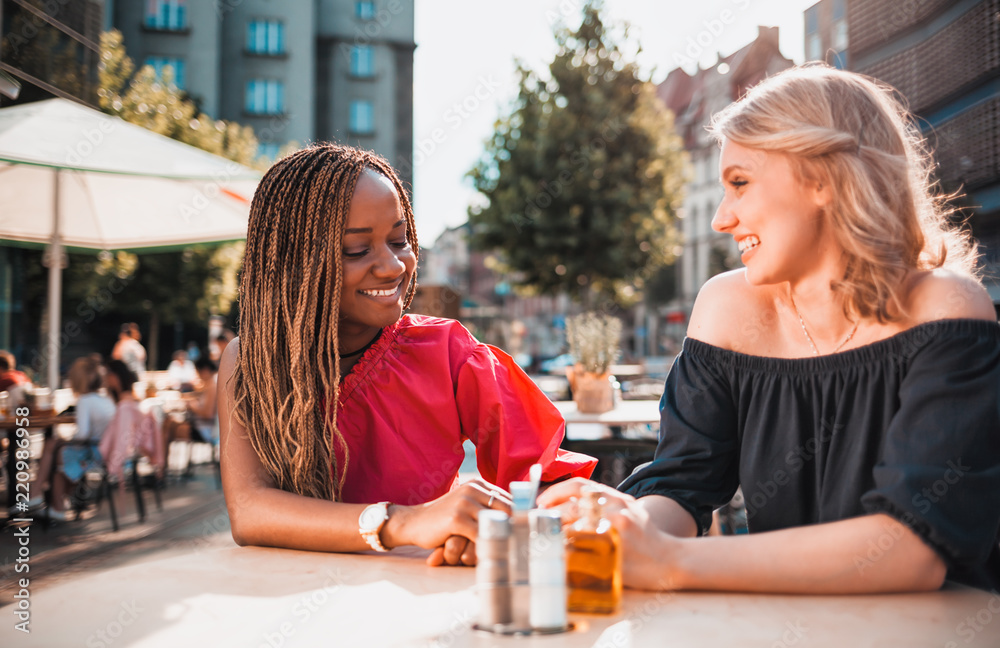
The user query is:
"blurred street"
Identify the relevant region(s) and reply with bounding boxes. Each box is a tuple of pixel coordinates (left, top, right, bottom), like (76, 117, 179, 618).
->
(0, 461, 232, 605)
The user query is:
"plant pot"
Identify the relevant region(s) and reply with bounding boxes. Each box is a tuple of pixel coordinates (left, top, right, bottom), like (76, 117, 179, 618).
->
(569, 367, 615, 414)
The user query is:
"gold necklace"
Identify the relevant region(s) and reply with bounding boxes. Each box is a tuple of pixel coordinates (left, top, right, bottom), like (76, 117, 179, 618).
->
(788, 292, 859, 356)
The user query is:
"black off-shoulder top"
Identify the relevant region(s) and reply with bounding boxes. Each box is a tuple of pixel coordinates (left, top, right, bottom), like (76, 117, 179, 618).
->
(620, 319, 1000, 590)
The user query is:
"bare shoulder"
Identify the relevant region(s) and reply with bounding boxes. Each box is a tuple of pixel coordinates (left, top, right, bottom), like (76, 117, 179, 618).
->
(688, 269, 774, 349)
(218, 337, 240, 393)
(906, 269, 996, 323)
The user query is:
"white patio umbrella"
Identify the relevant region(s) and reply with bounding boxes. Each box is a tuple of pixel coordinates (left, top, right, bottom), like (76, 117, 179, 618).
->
(0, 98, 262, 388)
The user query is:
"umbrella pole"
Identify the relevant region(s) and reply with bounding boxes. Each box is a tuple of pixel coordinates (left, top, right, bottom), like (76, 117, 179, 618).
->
(46, 169, 62, 389)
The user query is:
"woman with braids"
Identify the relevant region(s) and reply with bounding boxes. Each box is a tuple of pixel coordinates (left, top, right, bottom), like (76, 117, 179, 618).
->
(218, 144, 595, 565)
(541, 65, 1000, 593)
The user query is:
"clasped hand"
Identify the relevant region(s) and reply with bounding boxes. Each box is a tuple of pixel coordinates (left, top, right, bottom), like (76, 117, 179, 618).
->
(391, 478, 512, 567)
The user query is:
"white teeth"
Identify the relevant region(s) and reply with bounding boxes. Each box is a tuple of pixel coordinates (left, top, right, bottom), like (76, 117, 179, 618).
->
(362, 286, 398, 297)
(738, 236, 760, 253)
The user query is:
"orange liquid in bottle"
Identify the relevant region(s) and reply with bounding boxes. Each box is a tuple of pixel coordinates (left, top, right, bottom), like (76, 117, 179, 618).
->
(565, 492, 622, 613)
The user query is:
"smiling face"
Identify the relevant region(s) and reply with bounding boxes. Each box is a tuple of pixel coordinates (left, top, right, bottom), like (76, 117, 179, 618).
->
(712, 139, 838, 287)
(337, 169, 416, 352)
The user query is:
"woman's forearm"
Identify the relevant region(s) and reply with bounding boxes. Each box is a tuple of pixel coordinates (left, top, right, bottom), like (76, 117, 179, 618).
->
(226, 483, 376, 552)
(665, 513, 946, 594)
(637, 495, 699, 537)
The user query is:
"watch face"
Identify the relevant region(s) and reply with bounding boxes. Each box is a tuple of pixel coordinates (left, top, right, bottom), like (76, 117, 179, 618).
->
(360, 504, 386, 531)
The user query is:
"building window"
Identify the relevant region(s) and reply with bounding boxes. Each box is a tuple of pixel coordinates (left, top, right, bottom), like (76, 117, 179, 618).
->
(807, 33, 822, 61)
(257, 143, 281, 161)
(245, 80, 284, 115)
(350, 45, 375, 77)
(804, 5, 818, 34)
(145, 0, 186, 31)
(832, 50, 847, 70)
(247, 20, 285, 55)
(350, 100, 374, 134)
(145, 57, 185, 88)
(832, 19, 848, 51)
(832, 0, 846, 21)
(356, 1, 375, 20)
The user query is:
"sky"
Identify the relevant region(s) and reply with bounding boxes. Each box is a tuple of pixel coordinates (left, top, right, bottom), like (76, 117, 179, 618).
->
(411, 0, 818, 245)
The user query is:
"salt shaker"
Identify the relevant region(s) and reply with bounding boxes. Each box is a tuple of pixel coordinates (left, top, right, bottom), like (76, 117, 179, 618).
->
(476, 509, 512, 630)
(529, 509, 568, 631)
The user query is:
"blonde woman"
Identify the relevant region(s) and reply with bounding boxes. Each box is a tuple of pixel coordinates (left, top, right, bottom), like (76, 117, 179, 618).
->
(540, 64, 1000, 593)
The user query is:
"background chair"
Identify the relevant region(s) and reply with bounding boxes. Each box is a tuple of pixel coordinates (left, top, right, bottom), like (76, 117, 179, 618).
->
(66, 439, 162, 531)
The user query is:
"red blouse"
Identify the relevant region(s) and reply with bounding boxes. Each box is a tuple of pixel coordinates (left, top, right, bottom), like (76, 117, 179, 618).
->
(333, 314, 596, 504)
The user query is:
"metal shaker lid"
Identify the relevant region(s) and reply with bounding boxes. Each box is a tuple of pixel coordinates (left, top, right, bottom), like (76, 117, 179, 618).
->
(479, 509, 512, 538)
(529, 509, 562, 536)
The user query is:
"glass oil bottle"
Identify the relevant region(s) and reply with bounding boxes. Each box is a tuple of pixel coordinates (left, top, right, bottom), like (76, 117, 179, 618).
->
(565, 488, 622, 614)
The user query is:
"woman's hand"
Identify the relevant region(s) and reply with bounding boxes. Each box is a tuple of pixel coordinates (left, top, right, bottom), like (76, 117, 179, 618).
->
(537, 477, 681, 589)
(611, 506, 683, 590)
(384, 478, 511, 566)
(425, 536, 477, 567)
(535, 477, 638, 524)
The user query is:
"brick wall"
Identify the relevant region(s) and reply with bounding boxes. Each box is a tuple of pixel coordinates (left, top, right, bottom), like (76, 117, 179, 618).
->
(856, 0, 1000, 113)
(932, 97, 1000, 192)
(849, 0, 957, 57)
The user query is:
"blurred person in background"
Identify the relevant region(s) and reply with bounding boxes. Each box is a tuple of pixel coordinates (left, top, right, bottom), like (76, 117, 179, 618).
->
(112, 323, 146, 380)
(161, 356, 218, 474)
(166, 349, 198, 391)
(185, 341, 201, 363)
(99, 360, 164, 501)
(33, 357, 116, 521)
(212, 332, 232, 362)
(0, 350, 29, 392)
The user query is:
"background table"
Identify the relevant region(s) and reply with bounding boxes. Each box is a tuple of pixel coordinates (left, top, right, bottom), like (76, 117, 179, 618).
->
(554, 400, 661, 432)
(3, 542, 998, 647)
(0, 413, 75, 510)
(555, 400, 660, 485)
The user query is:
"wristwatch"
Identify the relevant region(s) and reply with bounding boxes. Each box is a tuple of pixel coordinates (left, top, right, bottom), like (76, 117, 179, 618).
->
(358, 502, 391, 552)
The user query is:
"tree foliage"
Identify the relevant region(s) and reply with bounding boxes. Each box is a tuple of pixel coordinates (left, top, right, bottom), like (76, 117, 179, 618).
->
(468, 1, 686, 306)
(59, 31, 251, 337)
(98, 30, 262, 168)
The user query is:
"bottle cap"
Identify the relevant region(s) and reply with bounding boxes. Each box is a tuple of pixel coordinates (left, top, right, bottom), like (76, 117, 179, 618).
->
(578, 486, 606, 516)
(509, 481, 534, 512)
(479, 509, 512, 539)
(529, 509, 562, 536)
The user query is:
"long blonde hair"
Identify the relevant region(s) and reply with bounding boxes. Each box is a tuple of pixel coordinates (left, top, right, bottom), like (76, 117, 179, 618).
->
(233, 144, 418, 500)
(709, 64, 978, 321)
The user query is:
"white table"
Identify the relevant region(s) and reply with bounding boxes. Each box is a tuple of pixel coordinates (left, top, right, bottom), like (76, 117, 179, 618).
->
(5, 541, 999, 647)
(553, 400, 661, 429)
(553, 400, 661, 485)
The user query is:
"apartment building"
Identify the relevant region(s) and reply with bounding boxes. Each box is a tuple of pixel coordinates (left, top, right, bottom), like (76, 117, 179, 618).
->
(844, 0, 1000, 307)
(803, 0, 849, 69)
(658, 26, 793, 308)
(107, 0, 415, 186)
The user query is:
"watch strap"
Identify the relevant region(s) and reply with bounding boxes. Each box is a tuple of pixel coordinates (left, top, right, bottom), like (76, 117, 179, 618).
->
(360, 502, 390, 552)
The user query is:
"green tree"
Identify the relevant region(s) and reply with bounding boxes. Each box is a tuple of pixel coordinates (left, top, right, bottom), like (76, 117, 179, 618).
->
(99, 30, 261, 167)
(468, 1, 686, 306)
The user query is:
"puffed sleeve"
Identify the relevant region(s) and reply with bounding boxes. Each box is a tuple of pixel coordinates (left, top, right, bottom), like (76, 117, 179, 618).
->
(860, 320, 1000, 575)
(455, 343, 597, 490)
(619, 340, 741, 533)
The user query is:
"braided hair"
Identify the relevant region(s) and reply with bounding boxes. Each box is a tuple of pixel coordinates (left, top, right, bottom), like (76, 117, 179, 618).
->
(232, 144, 418, 501)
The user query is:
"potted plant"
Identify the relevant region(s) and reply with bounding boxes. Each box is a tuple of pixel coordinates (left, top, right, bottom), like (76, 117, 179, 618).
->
(565, 312, 622, 413)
